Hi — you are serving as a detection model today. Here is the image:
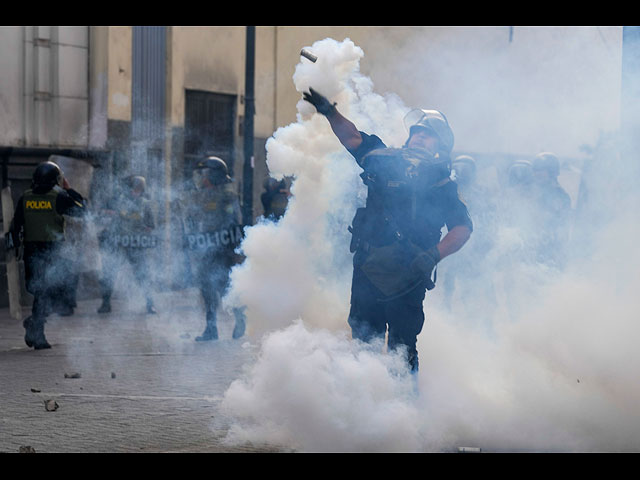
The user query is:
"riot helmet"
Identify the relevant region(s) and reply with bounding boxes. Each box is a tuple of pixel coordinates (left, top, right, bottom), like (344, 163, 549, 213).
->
(403, 109, 454, 155)
(193, 156, 231, 189)
(508, 160, 533, 187)
(532, 152, 560, 179)
(452, 155, 477, 187)
(32, 161, 63, 190)
(263, 176, 287, 193)
(263, 177, 280, 191)
(124, 175, 147, 196)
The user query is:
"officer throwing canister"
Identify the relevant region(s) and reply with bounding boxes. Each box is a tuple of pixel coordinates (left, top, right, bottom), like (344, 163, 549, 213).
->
(303, 87, 473, 374)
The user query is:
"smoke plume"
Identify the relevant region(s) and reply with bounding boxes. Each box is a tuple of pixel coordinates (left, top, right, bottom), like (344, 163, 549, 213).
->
(219, 34, 639, 452)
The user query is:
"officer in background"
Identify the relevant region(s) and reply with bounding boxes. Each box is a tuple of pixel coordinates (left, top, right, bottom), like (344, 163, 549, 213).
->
(530, 152, 572, 269)
(8, 161, 86, 349)
(303, 87, 472, 374)
(96, 175, 158, 314)
(502, 160, 536, 233)
(261, 177, 290, 221)
(441, 155, 497, 315)
(496, 160, 541, 318)
(179, 156, 246, 341)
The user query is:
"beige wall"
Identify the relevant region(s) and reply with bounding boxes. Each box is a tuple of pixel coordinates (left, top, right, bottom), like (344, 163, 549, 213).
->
(2, 25, 624, 161)
(107, 26, 132, 123)
(0, 26, 91, 148)
(167, 26, 276, 139)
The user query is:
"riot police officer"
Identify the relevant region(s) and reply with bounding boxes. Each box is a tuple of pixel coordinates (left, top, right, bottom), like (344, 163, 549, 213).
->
(96, 175, 158, 314)
(530, 152, 572, 269)
(441, 155, 497, 314)
(8, 161, 86, 349)
(179, 156, 246, 341)
(303, 88, 472, 373)
(503, 159, 535, 226)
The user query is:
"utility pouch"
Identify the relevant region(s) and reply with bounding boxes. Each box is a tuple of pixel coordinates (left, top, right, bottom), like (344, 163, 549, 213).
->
(360, 240, 422, 297)
(361, 238, 439, 297)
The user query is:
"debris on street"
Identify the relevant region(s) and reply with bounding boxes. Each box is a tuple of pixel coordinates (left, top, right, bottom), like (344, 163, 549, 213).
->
(44, 399, 59, 411)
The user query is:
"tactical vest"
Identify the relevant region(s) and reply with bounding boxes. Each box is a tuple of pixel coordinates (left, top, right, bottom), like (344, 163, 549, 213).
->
(352, 147, 451, 249)
(116, 195, 152, 234)
(22, 188, 65, 242)
(182, 183, 243, 254)
(352, 148, 454, 297)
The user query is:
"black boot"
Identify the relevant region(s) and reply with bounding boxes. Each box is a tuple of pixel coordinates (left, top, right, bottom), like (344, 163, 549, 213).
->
(24, 316, 51, 350)
(195, 321, 218, 342)
(97, 297, 111, 314)
(33, 320, 51, 350)
(23, 316, 35, 348)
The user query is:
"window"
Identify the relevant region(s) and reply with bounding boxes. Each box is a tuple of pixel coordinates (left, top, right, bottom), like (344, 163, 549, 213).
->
(184, 90, 236, 179)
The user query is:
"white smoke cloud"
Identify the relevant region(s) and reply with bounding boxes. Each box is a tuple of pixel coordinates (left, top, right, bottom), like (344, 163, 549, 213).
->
(220, 36, 640, 452)
(220, 321, 424, 452)
(225, 38, 411, 337)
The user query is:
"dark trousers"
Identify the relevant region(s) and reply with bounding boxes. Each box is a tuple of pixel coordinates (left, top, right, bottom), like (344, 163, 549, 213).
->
(24, 242, 67, 321)
(195, 260, 232, 326)
(348, 265, 426, 372)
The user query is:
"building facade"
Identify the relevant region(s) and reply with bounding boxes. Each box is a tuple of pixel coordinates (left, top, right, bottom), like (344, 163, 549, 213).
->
(0, 25, 628, 307)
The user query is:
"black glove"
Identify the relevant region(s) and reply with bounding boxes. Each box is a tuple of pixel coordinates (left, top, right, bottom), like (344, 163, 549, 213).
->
(410, 245, 440, 290)
(302, 87, 337, 116)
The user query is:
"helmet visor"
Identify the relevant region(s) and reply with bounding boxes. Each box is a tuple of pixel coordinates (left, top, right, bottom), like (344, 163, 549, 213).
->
(403, 109, 446, 132)
(404, 109, 454, 153)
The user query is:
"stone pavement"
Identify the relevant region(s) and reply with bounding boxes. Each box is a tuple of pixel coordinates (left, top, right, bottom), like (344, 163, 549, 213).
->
(0, 288, 287, 453)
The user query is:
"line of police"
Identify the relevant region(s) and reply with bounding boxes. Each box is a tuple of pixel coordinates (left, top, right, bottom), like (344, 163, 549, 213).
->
(6, 156, 248, 349)
(6, 87, 570, 380)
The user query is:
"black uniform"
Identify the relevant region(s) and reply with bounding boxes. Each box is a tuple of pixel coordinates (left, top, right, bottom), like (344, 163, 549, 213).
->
(9, 184, 85, 349)
(346, 132, 473, 372)
(96, 187, 157, 314)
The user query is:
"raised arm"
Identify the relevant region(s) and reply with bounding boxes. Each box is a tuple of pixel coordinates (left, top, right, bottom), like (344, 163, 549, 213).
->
(303, 88, 363, 151)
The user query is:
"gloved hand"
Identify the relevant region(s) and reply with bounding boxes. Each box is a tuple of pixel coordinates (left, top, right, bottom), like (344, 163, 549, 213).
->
(302, 87, 337, 116)
(410, 245, 440, 290)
